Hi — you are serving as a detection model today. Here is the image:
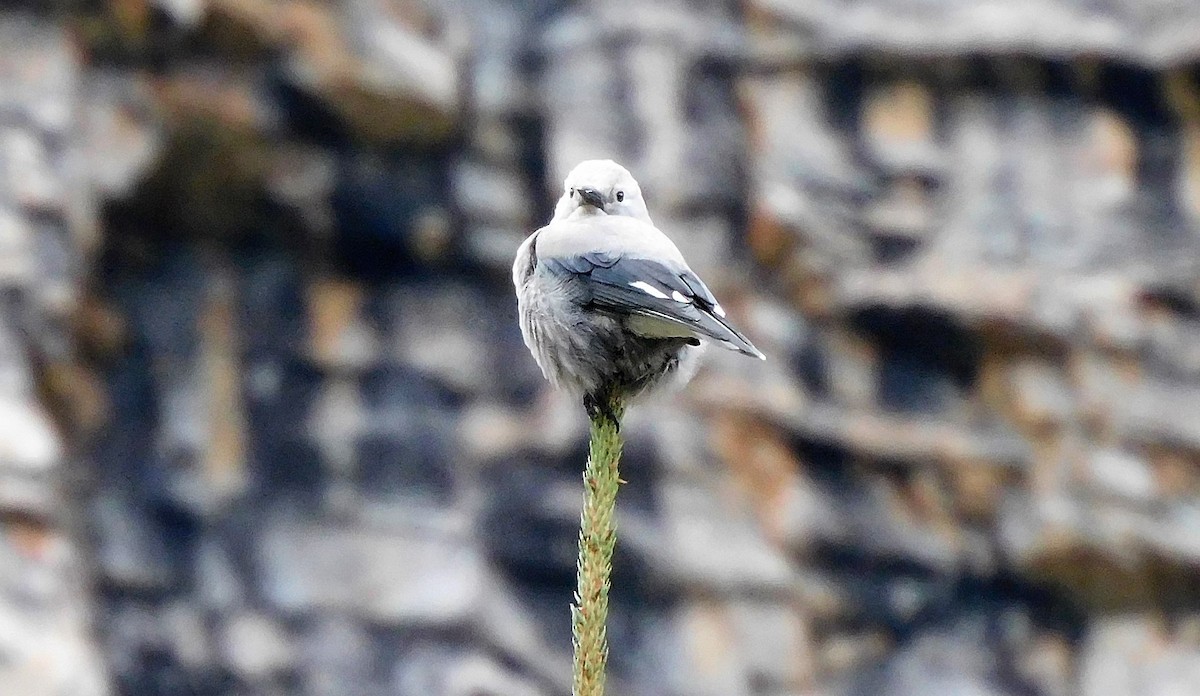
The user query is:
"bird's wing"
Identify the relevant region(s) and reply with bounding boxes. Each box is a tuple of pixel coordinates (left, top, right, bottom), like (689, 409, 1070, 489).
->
(543, 249, 765, 359)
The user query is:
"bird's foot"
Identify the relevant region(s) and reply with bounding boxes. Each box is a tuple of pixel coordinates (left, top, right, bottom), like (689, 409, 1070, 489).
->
(583, 391, 621, 430)
(583, 393, 601, 420)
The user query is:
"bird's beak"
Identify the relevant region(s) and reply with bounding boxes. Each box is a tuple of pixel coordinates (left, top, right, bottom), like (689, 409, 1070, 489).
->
(576, 186, 605, 211)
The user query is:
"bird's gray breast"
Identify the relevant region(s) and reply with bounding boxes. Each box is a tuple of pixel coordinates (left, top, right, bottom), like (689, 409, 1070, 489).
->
(516, 237, 593, 393)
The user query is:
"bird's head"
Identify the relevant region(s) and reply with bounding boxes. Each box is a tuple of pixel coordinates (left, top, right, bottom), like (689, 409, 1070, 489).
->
(552, 159, 652, 224)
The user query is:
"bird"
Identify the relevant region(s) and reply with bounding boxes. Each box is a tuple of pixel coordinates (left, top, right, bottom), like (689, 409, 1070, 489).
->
(513, 159, 764, 418)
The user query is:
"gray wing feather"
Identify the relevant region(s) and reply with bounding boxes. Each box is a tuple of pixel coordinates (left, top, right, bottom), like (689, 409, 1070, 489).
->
(546, 251, 764, 359)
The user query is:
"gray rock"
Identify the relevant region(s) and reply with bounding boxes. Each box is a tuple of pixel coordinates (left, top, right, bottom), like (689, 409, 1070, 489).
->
(0, 13, 77, 135)
(1085, 448, 1157, 504)
(9, 1, 1200, 696)
(0, 207, 35, 286)
(750, 0, 1200, 66)
(648, 478, 795, 594)
(220, 612, 295, 682)
(296, 616, 374, 696)
(662, 600, 752, 696)
(0, 519, 109, 696)
(452, 159, 530, 225)
(257, 519, 485, 626)
(1081, 617, 1200, 696)
(385, 283, 497, 395)
(309, 377, 366, 477)
(841, 619, 1009, 696)
(1123, 378, 1200, 450)
(158, 602, 215, 672)
(392, 645, 546, 696)
(92, 495, 179, 592)
(729, 600, 813, 691)
(1, 126, 62, 212)
(0, 393, 59, 517)
(195, 537, 244, 611)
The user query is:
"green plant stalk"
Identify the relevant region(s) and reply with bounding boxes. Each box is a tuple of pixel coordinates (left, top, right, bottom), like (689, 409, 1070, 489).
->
(572, 396, 625, 696)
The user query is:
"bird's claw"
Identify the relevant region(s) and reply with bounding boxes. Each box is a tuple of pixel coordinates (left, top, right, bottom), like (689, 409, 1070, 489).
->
(583, 392, 620, 429)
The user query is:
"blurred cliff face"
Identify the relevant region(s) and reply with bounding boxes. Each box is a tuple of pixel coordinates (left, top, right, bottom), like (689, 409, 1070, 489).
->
(3, 1, 1200, 695)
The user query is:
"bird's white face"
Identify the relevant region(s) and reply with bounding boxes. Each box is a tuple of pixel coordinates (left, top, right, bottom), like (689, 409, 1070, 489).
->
(552, 159, 652, 224)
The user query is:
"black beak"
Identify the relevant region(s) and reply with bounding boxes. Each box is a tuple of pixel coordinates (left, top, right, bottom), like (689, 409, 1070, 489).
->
(577, 186, 605, 210)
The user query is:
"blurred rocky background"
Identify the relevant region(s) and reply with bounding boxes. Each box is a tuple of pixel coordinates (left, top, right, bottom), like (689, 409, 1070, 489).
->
(3, 1, 1200, 695)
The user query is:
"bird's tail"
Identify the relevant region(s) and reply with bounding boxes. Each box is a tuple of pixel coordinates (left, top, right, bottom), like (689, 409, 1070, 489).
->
(692, 310, 765, 360)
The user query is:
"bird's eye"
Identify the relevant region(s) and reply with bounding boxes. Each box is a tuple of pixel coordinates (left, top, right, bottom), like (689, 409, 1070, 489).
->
(616, 191, 625, 202)
(570, 188, 575, 196)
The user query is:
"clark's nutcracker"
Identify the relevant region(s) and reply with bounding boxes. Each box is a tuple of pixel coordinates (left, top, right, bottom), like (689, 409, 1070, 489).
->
(513, 159, 763, 414)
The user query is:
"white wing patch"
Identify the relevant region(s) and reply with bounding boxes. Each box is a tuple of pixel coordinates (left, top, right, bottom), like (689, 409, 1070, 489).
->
(671, 290, 690, 303)
(629, 281, 669, 299)
(713, 303, 727, 317)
